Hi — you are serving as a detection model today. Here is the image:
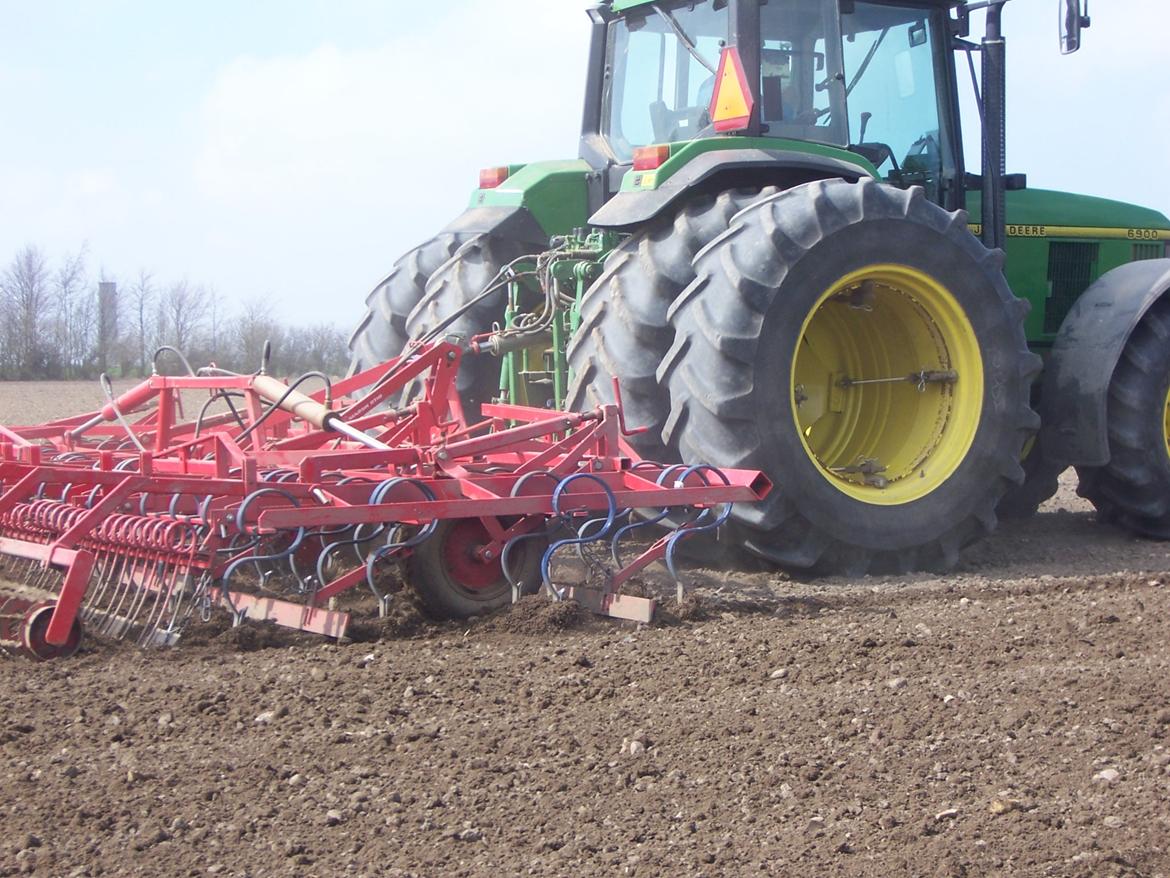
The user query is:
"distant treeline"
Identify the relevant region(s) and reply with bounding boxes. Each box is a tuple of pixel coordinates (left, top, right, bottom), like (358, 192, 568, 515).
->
(0, 245, 350, 380)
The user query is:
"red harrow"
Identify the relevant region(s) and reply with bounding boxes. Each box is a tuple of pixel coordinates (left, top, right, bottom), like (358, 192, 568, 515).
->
(0, 341, 769, 659)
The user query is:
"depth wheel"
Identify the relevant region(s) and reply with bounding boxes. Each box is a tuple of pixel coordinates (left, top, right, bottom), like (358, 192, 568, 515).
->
(22, 603, 83, 661)
(565, 187, 777, 461)
(661, 178, 1040, 574)
(408, 519, 545, 619)
(347, 232, 471, 374)
(1076, 296, 1170, 538)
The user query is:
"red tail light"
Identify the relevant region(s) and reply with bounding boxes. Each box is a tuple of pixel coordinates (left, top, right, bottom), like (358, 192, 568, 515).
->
(633, 145, 671, 171)
(479, 167, 511, 189)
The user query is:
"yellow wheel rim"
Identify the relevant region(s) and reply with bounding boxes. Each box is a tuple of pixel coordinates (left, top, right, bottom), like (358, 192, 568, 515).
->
(1163, 384, 1170, 460)
(791, 264, 984, 506)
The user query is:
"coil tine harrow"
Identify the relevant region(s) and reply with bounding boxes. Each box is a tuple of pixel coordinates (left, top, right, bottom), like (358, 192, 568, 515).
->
(0, 340, 771, 659)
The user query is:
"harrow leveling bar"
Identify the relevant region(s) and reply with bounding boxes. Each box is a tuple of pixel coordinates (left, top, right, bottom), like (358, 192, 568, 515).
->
(0, 341, 769, 659)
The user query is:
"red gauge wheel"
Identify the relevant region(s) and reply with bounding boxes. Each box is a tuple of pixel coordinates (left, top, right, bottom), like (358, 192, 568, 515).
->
(22, 603, 83, 661)
(408, 519, 545, 619)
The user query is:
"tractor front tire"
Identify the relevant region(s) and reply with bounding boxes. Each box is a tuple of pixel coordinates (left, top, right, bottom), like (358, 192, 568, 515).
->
(347, 232, 470, 374)
(1076, 296, 1170, 539)
(565, 188, 777, 461)
(661, 178, 1040, 574)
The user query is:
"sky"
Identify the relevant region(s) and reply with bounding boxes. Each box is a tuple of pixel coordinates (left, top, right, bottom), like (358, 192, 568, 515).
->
(1, 1, 1167, 333)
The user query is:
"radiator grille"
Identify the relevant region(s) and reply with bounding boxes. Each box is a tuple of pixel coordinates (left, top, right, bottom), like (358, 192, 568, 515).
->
(1045, 242, 1099, 334)
(1132, 242, 1165, 261)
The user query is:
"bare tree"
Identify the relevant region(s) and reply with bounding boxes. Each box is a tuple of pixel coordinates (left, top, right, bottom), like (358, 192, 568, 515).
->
(52, 249, 90, 377)
(125, 270, 155, 375)
(161, 280, 208, 354)
(1, 246, 52, 378)
(233, 299, 285, 373)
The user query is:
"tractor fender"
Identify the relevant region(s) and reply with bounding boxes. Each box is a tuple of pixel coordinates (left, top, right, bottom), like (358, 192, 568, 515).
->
(1040, 258, 1170, 466)
(588, 148, 871, 230)
(441, 206, 549, 249)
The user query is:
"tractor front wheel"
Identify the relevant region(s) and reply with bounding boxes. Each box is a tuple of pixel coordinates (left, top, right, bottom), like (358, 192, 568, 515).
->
(1076, 296, 1170, 538)
(661, 178, 1040, 574)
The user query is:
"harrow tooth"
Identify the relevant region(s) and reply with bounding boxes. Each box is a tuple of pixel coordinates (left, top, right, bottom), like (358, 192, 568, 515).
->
(0, 340, 770, 658)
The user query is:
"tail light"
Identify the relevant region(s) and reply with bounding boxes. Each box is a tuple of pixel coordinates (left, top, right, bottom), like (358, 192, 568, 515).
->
(633, 145, 671, 171)
(479, 167, 512, 189)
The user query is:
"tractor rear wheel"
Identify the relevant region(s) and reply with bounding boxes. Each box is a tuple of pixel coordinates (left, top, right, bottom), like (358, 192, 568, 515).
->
(405, 234, 532, 420)
(565, 187, 777, 461)
(347, 232, 470, 374)
(661, 178, 1040, 574)
(1075, 296, 1170, 538)
(408, 519, 544, 619)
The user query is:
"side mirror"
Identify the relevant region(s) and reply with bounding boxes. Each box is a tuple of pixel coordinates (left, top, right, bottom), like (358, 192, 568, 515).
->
(1060, 0, 1091, 55)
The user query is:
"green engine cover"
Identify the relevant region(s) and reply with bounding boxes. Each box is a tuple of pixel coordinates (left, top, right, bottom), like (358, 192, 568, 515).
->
(967, 188, 1170, 347)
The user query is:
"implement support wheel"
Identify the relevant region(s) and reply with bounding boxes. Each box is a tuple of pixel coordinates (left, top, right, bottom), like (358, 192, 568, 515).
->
(408, 519, 544, 619)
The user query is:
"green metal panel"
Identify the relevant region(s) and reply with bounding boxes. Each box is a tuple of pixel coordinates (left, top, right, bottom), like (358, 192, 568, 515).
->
(611, 0, 658, 11)
(620, 136, 879, 193)
(470, 159, 593, 237)
(967, 189, 1170, 347)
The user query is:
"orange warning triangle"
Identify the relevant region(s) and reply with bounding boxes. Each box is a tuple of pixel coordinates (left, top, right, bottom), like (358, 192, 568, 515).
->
(709, 46, 754, 133)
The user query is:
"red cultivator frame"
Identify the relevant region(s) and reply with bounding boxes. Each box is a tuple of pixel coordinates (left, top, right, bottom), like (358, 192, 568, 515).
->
(0, 342, 769, 659)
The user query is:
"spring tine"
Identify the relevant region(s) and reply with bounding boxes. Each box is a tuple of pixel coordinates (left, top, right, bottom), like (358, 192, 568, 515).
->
(542, 473, 619, 600)
(610, 465, 689, 568)
(121, 557, 160, 639)
(137, 560, 175, 647)
(663, 465, 735, 604)
(82, 551, 118, 625)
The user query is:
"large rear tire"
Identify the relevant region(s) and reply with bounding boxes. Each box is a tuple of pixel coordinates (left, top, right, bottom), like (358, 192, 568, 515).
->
(347, 233, 470, 374)
(661, 178, 1040, 574)
(565, 188, 777, 461)
(1075, 296, 1170, 539)
(405, 235, 533, 420)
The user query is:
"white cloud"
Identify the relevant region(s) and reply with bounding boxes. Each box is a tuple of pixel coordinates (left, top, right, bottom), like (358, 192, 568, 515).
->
(196, 2, 588, 212)
(188, 0, 591, 323)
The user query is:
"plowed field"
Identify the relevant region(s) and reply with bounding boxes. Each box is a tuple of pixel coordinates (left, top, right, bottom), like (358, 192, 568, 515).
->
(1, 383, 1168, 877)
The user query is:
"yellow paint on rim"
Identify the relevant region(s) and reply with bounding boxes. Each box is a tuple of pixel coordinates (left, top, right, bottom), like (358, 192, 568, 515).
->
(1163, 384, 1170, 461)
(791, 264, 984, 506)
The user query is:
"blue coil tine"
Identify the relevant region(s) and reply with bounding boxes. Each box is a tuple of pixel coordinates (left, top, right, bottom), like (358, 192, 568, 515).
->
(361, 478, 439, 598)
(541, 473, 618, 600)
(498, 470, 561, 594)
(610, 463, 689, 568)
(663, 465, 734, 585)
(316, 476, 425, 585)
(579, 513, 626, 564)
(221, 487, 306, 591)
(85, 486, 102, 509)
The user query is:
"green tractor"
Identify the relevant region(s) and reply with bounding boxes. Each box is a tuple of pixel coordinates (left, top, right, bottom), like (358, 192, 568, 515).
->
(347, 0, 1170, 575)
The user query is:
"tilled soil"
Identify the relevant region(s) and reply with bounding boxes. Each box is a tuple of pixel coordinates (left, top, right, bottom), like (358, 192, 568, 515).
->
(1, 392, 1169, 876)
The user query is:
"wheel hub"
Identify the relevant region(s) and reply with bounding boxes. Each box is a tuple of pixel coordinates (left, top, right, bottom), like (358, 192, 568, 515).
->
(791, 264, 984, 506)
(439, 519, 505, 592)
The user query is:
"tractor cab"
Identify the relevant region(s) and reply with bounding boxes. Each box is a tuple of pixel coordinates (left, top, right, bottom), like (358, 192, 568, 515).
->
(590, 0, 961, 207)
